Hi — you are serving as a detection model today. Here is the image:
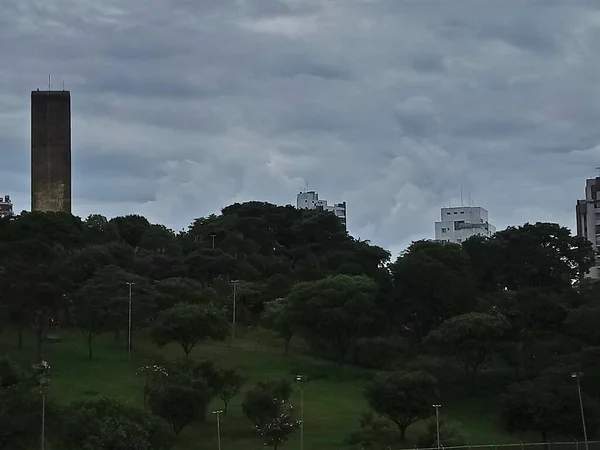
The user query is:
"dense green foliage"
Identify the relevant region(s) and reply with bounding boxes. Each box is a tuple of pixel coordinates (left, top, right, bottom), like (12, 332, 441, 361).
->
(0, 203, 598, 448)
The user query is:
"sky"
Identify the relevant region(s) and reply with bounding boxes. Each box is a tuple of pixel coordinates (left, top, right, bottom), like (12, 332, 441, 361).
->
(1, 0, 600, 257)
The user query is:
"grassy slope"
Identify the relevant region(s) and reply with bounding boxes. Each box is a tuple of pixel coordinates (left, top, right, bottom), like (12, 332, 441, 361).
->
(0, 329, 520, 449)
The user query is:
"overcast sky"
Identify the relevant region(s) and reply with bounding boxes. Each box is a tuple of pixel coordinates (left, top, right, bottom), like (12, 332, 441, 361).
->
(1, 0, 600, 256)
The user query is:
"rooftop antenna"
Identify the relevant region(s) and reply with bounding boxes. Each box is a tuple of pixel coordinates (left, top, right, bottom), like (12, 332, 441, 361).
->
(468, 190, 472, 207)
(460, 185, 463, 206)
(62, 80, 65, 91)
(48, 74, 51, 91)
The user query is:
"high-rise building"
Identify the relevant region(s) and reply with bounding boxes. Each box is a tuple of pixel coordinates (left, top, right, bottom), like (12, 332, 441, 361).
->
(296, 190, 347, 228)
(31, 90, 71, 214)
(435, 206, 495, 244)
(576, 176, 600, 278)
(0, 195, 13, 218)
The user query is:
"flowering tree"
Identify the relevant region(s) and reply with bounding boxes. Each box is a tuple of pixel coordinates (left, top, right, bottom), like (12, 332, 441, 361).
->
(255, 400, 300, 450)
(136, 364, 169, 409)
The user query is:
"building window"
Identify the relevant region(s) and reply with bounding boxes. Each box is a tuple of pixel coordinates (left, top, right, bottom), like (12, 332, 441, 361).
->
(454, 212, 457, 214)
(460, 211, 464, 214)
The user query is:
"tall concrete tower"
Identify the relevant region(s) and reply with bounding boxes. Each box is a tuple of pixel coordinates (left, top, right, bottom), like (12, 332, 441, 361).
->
(31, 90, 72, 213)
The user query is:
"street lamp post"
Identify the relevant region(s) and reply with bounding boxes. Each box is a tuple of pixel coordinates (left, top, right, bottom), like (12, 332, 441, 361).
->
(212, 410, 223, 450)
(33, 361, 50, 450)
(126, 282, 135, 362)
(230, 280, 239, 345)
(211, 234, 216, 249)
(433, 404, 441, 450)
(572, 373, 589, 450)
(295, 375, 305, 450)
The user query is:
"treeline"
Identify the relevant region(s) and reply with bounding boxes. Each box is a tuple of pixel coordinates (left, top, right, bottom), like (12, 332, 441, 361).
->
(0, 202, 599, 448)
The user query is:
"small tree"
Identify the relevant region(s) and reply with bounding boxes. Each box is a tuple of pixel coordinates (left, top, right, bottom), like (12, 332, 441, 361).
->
(148, 384, 211, 435)
(262, 298, 294, 355)
(218, 368, 245, 413)
(417, 419, 467, 448)
(346, 411, 402, 449)
(256, 400, 300, 450)
(425, 312, 509, 380)
(151, 303, 228, 356)
(503, 374, 600, 442)
(71, 281, 113, 360)
(364, 370, 438, 441)
(59, 396, 174, 449)
(137, 364, 169, 409)
(242, 380, 292, 427)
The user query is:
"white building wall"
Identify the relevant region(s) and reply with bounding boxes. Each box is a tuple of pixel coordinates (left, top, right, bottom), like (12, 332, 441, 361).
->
(576, 179, 600, 278)
(435, 206, 495, 244)
(296, 191, 347, 228)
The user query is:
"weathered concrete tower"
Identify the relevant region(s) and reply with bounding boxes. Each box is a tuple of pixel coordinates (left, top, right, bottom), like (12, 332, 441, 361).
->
(31, 90, 71, 213)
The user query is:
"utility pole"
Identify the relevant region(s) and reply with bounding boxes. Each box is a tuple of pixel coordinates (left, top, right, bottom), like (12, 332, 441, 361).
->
(296, 375, 305, 450)
(126, 282, 135, 362)
(212, 410, 223, 450)
(433, 404, 441, 450)
(572, 373, 589, 450)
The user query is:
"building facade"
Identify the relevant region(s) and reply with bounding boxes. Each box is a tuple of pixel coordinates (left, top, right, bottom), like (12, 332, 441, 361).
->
(435, 206, 496, 244)
(296, 190, 347, 228)
(31, 90, 72, 214)
(0, 195, 13, 218)
(576, 177, 600, 278)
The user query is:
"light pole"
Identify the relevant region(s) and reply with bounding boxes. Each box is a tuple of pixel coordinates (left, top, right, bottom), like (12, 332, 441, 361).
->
(126, 282, 135, 362)
(230, 280, 239, 345)
(211, 234, 216, 249)
(572, 373, 589, 450)
(33, 361, 50, 450)
(433, 404, 441, 450)
(212, 410, 223, 450)
(295, 375, 305, 450)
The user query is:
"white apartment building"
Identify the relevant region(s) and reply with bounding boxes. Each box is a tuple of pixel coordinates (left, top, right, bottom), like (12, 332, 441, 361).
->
(435, 206, 496, 244)
(576, 177, 600, 278)
(296, 190, 347, 228)
(0, 195, 13, 218)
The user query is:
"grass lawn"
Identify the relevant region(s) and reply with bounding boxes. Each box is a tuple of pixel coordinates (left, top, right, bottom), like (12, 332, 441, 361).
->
(0, 328, 521, 449)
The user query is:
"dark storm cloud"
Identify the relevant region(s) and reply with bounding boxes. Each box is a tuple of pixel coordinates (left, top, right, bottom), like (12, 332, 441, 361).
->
(1, 0, 600, 254)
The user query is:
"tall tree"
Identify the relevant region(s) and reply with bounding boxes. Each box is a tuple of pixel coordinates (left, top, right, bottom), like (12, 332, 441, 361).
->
(285, 275, 380, 365)
(426, 312, 509, 380)
(110, 214, 151, 248)
(465, 223, 594, 291)
(390, 240, 477, 341)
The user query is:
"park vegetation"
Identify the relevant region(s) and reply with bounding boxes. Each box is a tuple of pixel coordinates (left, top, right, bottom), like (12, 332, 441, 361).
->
(0, 203, 599, 448)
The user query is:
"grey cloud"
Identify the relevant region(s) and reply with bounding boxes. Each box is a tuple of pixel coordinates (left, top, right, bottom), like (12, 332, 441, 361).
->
(1, 0, 600, 253)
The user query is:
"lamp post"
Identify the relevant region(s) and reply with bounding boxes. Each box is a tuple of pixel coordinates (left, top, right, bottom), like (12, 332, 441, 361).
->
(211, 234, 216, 249)
(230, 280, 239, 345)
(572, 373, 589, 450)
(295, 375, 305, 450)
(33, 361, 50, 450)
(126, 282, 135, 362)
(212, 410, 223, 450)
(433, 404, 441, 450)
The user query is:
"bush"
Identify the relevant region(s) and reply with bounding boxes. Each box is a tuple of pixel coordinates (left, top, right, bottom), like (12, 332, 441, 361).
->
(60, 396, 174, 450)
(346, 411, 402, 449)
(353, 336, 409, 369)
(417, 418, 467, 448)
(242, 380, 292, 427)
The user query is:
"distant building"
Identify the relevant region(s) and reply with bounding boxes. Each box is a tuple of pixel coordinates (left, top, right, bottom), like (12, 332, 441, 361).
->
(576, 176, 600, 278)
(31, 89, 72, 214)
(296, 190, 347, 228)
(435, 206, 495, 244)
(0, 195, 13, 218)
